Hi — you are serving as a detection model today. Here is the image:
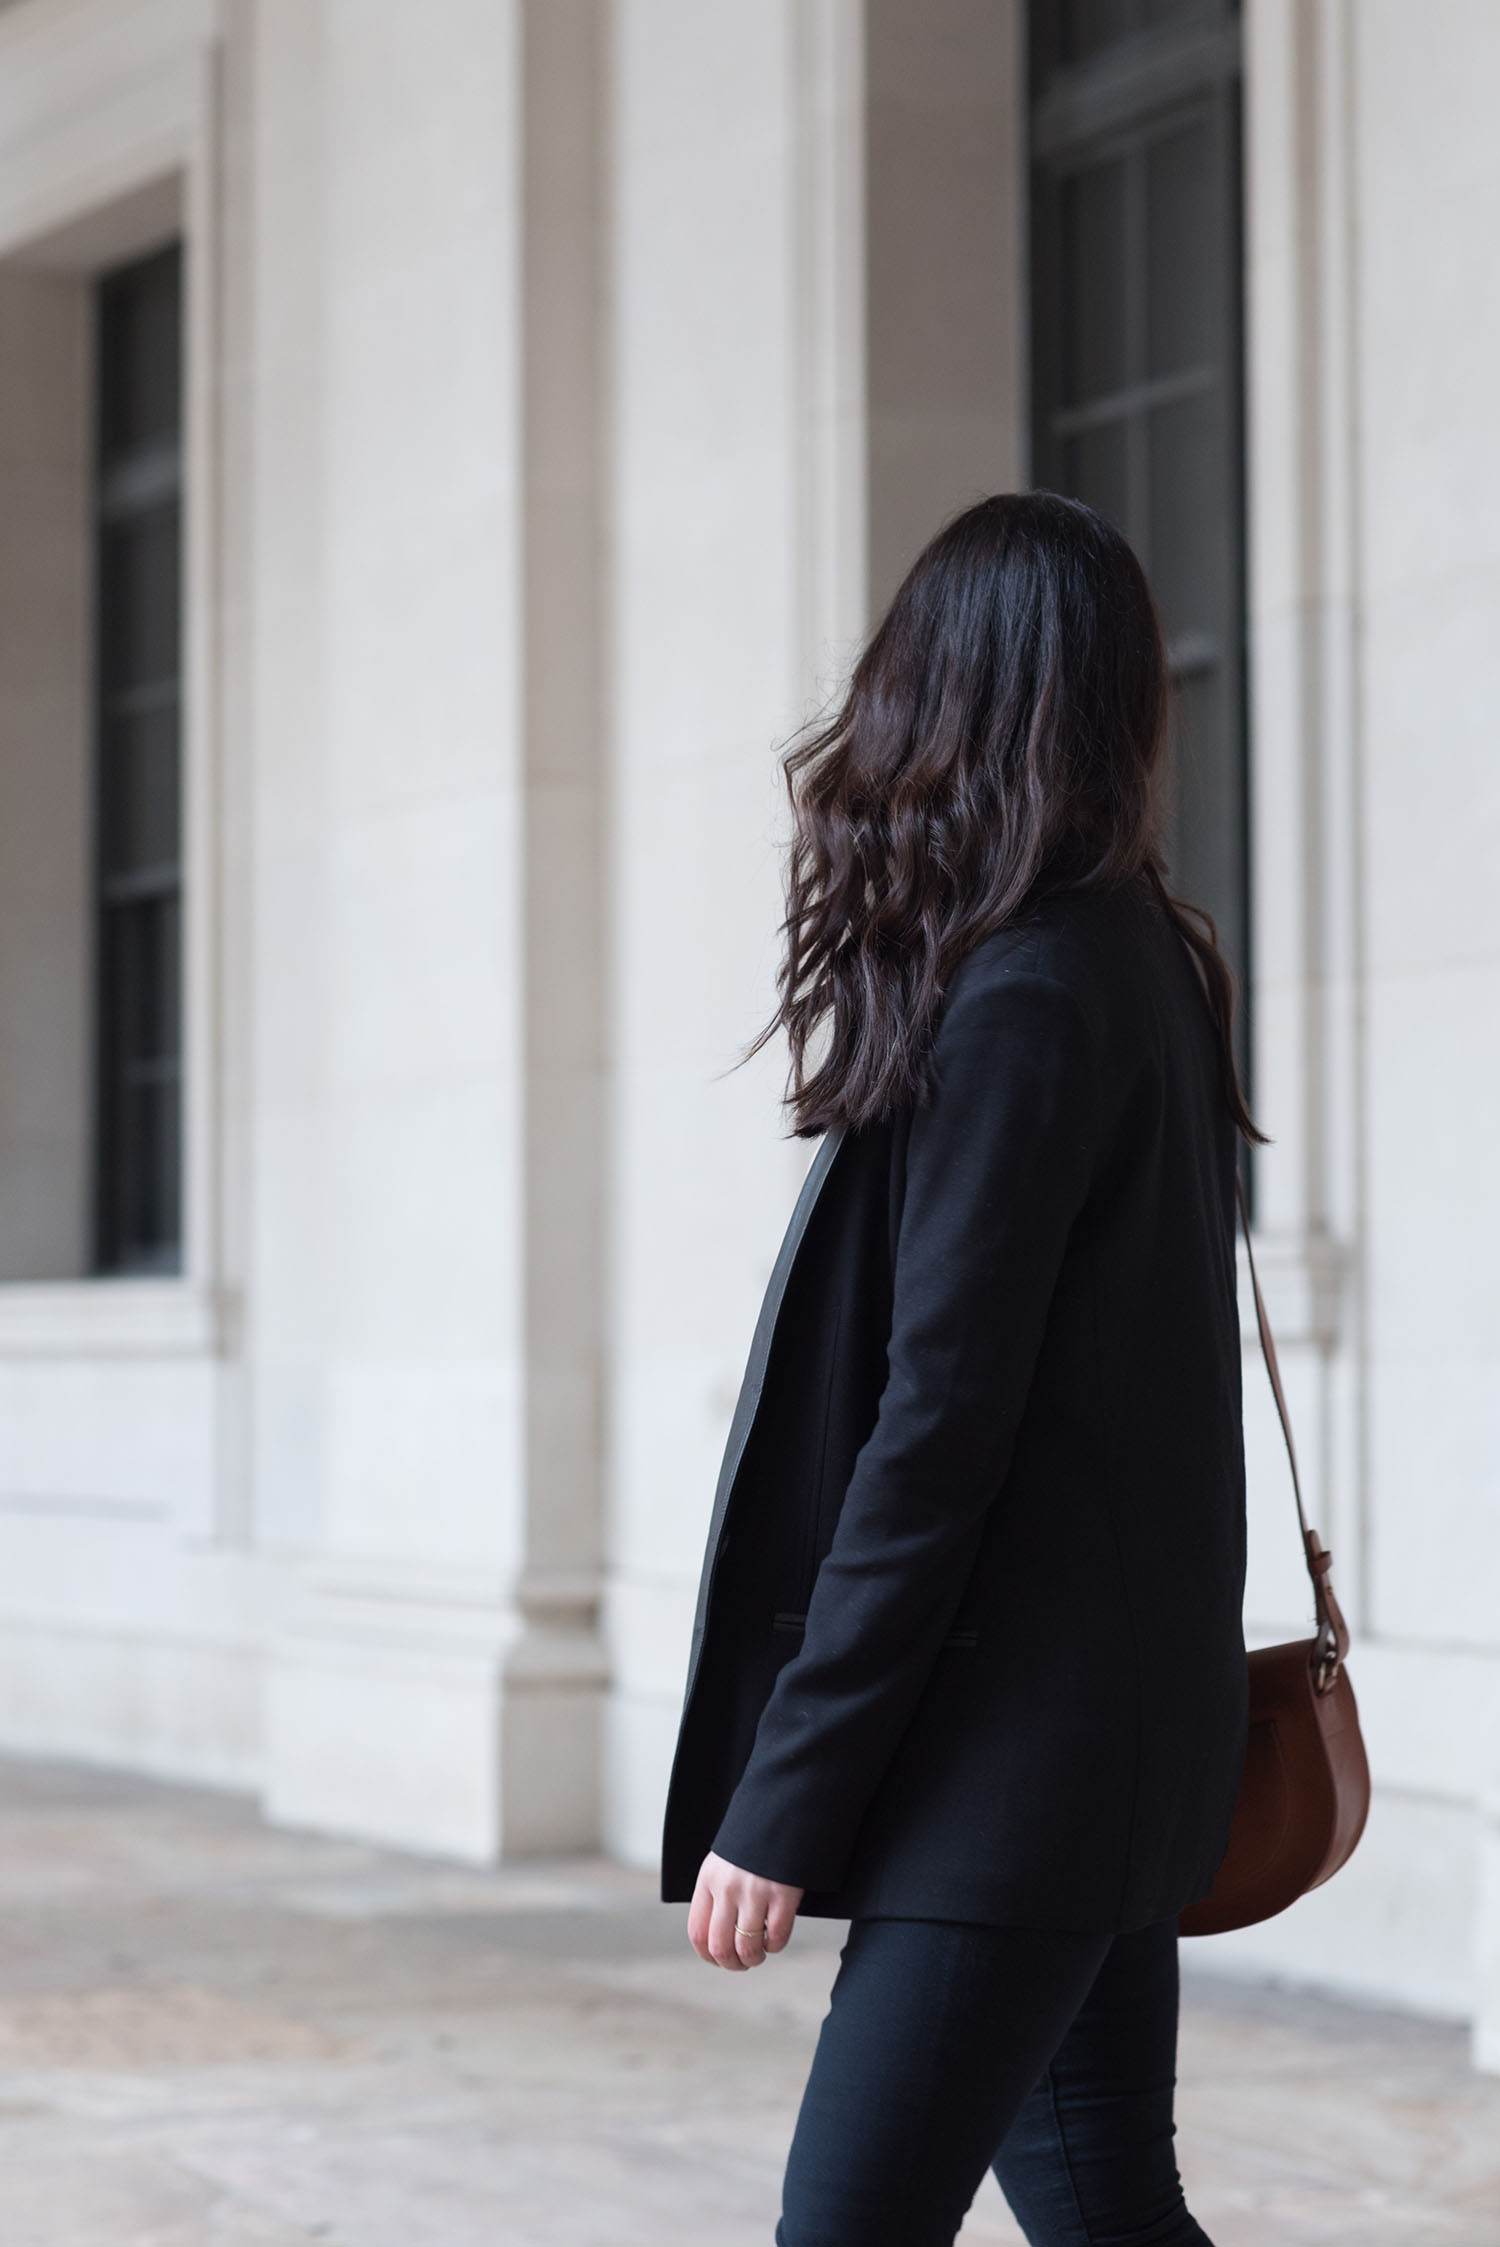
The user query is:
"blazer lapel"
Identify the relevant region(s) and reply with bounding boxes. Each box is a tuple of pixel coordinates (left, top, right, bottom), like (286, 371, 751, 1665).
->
(680, 1125, 848, 1705)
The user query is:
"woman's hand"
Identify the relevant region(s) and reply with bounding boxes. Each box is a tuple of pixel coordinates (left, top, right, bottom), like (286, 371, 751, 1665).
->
(687, 1851, 803, 1970)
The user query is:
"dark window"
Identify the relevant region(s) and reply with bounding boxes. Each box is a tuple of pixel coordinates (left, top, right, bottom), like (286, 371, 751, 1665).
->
(92, 243, 184, 1274)
(1029, 2, 1248, 1056)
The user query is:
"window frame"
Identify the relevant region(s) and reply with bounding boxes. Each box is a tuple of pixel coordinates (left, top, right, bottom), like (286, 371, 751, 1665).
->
(90, 240, 188, 1278)
(1026, 4, 1251, 1095)
(0, 149, 222, 1361)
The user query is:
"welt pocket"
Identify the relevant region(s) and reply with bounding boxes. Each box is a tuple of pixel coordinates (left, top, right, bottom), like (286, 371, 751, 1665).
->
(772, 1611, 979, 1650)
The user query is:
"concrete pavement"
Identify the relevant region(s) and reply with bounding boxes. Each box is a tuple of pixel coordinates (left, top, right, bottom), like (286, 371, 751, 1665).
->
(0, 1757, 1495, 2245)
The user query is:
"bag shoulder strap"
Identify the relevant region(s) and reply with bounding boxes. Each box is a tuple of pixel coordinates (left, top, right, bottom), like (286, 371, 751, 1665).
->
(1236, 1176, 1351, 1686)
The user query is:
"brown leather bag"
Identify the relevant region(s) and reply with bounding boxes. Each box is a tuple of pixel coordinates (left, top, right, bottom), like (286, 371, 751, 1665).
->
(1179, 1183, 1371, 1938)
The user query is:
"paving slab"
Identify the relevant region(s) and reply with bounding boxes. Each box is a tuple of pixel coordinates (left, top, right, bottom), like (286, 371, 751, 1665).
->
(0, 1757, 1494, 2245)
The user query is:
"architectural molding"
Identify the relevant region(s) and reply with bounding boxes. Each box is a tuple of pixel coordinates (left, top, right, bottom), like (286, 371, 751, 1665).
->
(516, 0, 610, 1855)
(0, 1605, 261, 1787)
(793, 0, 868, 699)
(0, 0, 213, 261)
(0, 0, 233, 1438)
(507, 1569, 610, 1690)
(1244, 0, 1367, 1609)
(1479, 1781, 1500, 2072)
(1237, 1227, 1348, 1351)
(268, 1556, 607, 1861)
(267, 1569, 518, 1863)
(0, 1280, 225, 1358)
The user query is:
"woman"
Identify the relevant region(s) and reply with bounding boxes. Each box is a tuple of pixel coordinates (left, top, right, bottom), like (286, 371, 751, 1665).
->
(661, 493, 1253, 2246)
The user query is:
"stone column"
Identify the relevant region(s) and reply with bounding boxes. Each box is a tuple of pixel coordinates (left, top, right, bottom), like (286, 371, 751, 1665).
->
(506, 0, 611, 1854)
(865, 0, 1025, 613)
(1478, 1780, 1500, 2075)
(598, 0, 1027, 1867)
(600, 0, 867, 1863)
(262, 0, 532, 1860)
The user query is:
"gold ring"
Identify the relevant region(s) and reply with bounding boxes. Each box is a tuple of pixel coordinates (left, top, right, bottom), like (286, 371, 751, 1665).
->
(735, 1922, 765, 1939)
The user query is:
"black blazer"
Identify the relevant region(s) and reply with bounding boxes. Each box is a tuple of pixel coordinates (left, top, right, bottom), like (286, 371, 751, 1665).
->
(660, 880, 1248, 1931)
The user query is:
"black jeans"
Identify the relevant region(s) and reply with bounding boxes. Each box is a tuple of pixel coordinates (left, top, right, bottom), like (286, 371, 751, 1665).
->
(777, 1918, 1213, 2247)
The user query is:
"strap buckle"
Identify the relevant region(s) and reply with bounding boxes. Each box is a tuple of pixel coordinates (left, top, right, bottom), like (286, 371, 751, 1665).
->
(1313, 1641, 1342, 1697)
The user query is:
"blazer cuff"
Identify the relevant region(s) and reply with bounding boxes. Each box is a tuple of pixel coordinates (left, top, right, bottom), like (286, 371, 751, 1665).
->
(710, 1782, 854, 1896)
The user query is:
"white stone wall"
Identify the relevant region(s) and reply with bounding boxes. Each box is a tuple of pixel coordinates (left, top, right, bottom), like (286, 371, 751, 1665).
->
(0, 0, 266, 1786)
(1196, 0, 1500, 2057)
(0, 0, 1494, 2056)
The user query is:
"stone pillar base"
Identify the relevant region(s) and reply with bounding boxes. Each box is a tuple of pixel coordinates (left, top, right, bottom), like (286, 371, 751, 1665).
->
(265, 1564, 605, 1863)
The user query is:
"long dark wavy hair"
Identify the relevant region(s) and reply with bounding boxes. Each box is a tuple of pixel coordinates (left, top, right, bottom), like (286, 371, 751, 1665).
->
(758, 491, 1261, 1144)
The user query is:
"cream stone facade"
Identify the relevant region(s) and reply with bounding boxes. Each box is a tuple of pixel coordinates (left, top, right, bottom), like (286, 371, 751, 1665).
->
(0, 0, 1496, 2066)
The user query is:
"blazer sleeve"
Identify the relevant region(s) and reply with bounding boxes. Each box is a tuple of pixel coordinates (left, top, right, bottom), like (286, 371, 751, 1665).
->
(710, 961, 1102, 1893)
